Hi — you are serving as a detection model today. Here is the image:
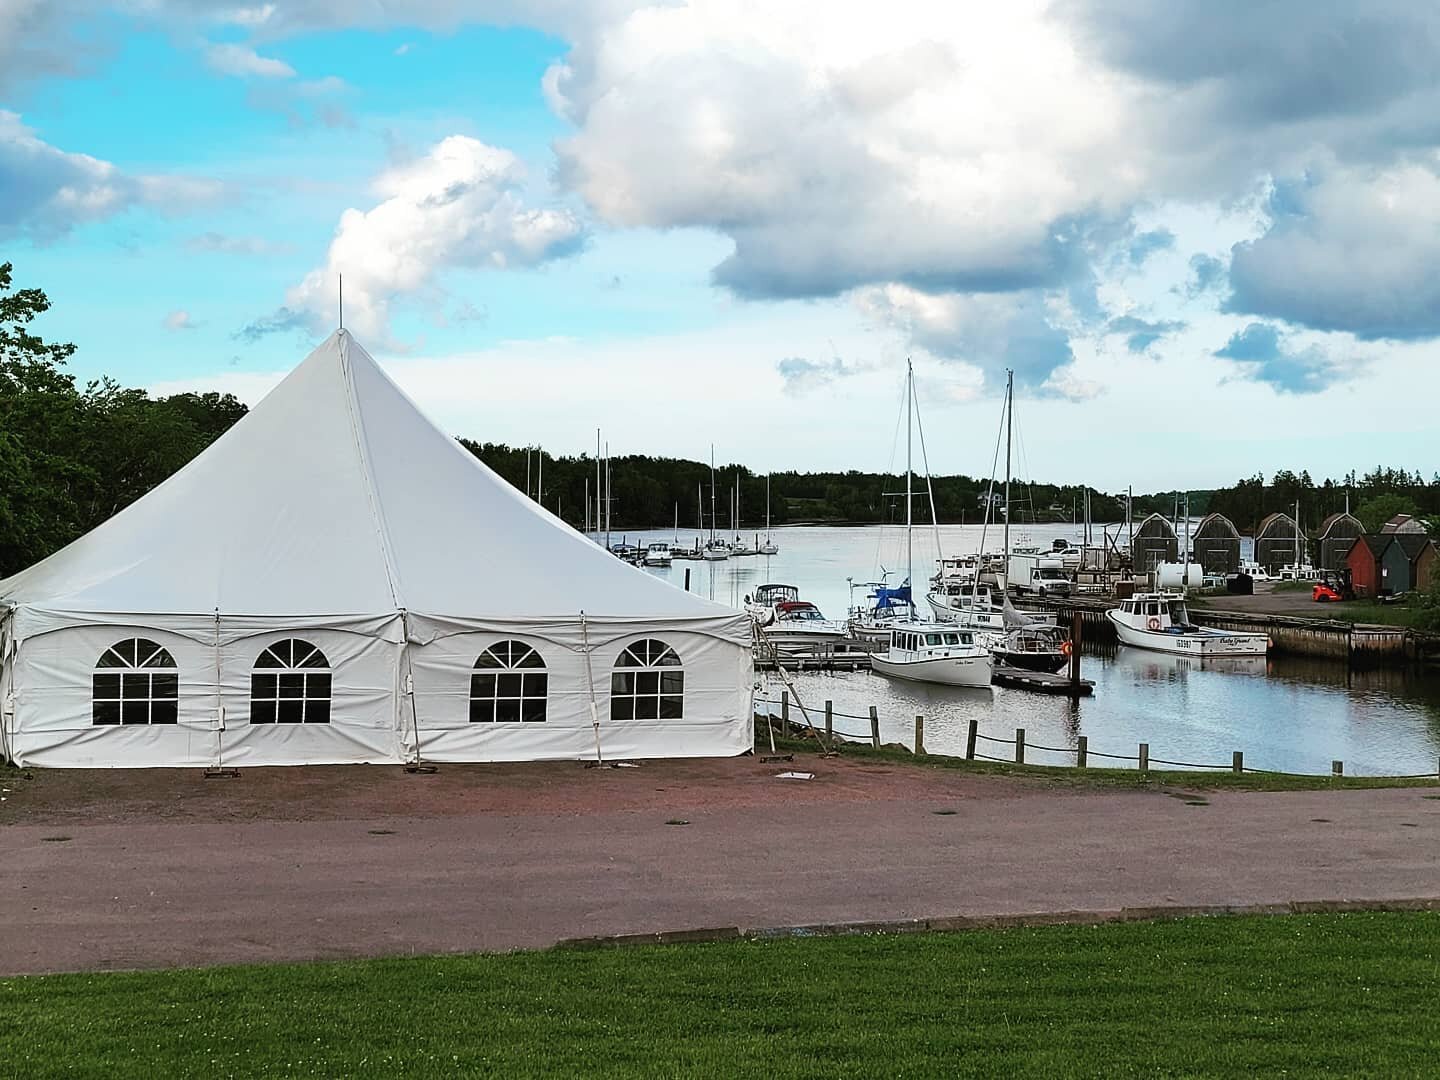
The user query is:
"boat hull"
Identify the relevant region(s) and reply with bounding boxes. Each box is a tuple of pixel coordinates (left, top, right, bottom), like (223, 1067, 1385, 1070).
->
(871, 652, 993, 687)
(1107, 611, 1268, 657)
(990, 648, 1068, 674)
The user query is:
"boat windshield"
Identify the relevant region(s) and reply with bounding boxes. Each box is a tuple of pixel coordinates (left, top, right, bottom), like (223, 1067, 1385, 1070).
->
(1167, 601, 1190, 625)
(778, 602, 824, 621)
(757, 585, 800, 604)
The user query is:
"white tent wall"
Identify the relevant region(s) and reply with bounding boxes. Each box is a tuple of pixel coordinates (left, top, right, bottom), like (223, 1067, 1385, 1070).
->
(3, 610, 408, 768)
(408, 622, 753, 763)
(0, 607, 753, 768)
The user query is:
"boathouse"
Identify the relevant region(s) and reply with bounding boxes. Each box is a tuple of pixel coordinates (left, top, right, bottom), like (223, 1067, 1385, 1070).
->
(1345, 535, 1393, 597)
(1131, 513, 1178, 573)
(1316, 512, 1363, 570)
(1254, 512, 1304, 575)
(1381, 514, 1428, 535)
(1385, 533, 1437, 593)
(1191, 513, 1241, 574)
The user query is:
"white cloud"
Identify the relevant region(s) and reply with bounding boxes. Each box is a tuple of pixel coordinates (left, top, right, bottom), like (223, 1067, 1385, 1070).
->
(185, 231, 294, 256)
(0, 110, 221, 238)
(244, 135, 584, 344)
(163, 309, 198, 331)
(204, 42, 295, 79)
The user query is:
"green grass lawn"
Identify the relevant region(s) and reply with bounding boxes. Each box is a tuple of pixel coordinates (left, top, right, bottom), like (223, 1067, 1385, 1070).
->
(1317, 599, 1439, 631)
(2, 913, 1438, 1077)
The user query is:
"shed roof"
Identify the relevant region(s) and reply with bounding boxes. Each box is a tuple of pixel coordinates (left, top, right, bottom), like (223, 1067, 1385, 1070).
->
(1318, 512, 1362, 538)
(1255, 512, 1299, 538)
(1194, 512, 1239, 538)
(1133, 512, 1176, 537)
(1382, 514, 1427, 534)
(1390, 532, 1436, 563)
(1346, 534, 1391, 561)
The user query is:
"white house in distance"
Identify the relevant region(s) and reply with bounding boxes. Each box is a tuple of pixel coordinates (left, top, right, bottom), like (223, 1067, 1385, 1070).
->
(0, 331, 753, 768)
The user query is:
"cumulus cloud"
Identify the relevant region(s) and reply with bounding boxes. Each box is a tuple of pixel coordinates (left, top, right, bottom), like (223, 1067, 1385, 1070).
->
(163, 309, 198, 331)
(0, 111, 220, 239)
(1226, 165, 1440, 339)
(1181, 253, 1226, 298)
(204, 42, 295, 78)
(548, 1, 1142, 301)
(247, 135, 584, 344)
(1213, 322, 1347, 394)
(856, 284, 1082, 396)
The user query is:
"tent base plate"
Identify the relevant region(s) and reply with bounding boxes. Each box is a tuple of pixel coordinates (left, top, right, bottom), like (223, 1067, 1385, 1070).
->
(405, 764, 439, 775)
(203, 767, 239, 780)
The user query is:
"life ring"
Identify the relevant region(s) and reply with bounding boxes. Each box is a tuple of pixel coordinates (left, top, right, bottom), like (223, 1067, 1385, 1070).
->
(1146, 617, 1162, 631)
(1060, 640, 1073, 657)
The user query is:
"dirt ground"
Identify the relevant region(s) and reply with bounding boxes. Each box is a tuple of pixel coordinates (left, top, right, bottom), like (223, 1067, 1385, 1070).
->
(1195, 584, 1341, 618)
(2, 755, 1439, 976)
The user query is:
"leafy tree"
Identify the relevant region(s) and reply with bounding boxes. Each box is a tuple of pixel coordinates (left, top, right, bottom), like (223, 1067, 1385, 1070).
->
(1356, 493, 1419, 534)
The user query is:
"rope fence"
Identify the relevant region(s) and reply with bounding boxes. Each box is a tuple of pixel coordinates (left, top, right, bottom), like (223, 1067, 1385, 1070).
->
(753, 693, 1440, 781)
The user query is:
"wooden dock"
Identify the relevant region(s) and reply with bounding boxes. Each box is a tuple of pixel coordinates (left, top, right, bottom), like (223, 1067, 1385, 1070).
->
(991, 665, 1095, 696)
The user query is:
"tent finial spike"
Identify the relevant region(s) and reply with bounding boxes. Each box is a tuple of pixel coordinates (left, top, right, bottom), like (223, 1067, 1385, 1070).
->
(338, 272, 344, 332)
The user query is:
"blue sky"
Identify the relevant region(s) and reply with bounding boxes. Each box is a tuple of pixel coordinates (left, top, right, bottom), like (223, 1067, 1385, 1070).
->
(3, 2, 1437, 490)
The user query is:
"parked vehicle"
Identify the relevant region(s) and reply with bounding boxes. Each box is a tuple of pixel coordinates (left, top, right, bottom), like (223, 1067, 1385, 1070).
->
(1007, 552, 1071, 597)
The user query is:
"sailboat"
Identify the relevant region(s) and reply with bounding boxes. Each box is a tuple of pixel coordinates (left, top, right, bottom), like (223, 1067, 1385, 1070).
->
(758, 473, 779, 555)
(703, 446, 729, 560)
(869, 361, 994, 689)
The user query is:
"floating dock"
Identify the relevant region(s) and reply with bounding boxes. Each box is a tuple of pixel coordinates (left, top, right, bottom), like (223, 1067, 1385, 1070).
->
(991, 665, 1095, 696)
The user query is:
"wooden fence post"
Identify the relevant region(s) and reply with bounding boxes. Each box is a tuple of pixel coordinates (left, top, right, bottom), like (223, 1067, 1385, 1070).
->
(914, 714, 925, 756)
(1077, 735, 1088, 769)
(824, 700, 833, 745)
(1232, 750, 1243, 774)
(965, 719, 978, 761)
(781, 691, 790, 732)
(1015, 727, 1026, 764)
(1332, 760, 1344, 776)
(1138, 742, 1149, 773)
(869, 705, 881, 750)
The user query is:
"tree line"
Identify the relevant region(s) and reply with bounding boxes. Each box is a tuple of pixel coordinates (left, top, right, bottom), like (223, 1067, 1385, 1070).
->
(1, 263, 1434, 577)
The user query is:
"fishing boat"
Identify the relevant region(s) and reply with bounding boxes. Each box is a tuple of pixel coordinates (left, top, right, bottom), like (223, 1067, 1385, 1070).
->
(869, 360, 993, 688)
(871, 623, 993, 687)
(643, 541, 673, 567)
(1238, 560, 1272, 581)
(1108, 592, 1269, 657)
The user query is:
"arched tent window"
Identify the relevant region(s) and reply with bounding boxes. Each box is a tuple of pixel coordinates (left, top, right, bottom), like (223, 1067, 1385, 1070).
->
(251, 640, 331, 724)
(93, 639, 178, 726)
(611, 639, 683, 721)
(470, 641, 547, 723)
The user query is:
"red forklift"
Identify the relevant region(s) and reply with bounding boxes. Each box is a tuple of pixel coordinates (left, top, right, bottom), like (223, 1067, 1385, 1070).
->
(1312, 568, 1355, 603)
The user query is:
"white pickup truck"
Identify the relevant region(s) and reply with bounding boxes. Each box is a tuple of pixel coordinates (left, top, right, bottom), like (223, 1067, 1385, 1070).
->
(1007, 553, 1072, 598)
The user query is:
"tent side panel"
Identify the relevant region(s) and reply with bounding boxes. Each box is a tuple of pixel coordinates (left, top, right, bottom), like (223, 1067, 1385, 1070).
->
(410, 628, 752, 762)
(9, 623, 217, 768)
(217, 625, 405, 767)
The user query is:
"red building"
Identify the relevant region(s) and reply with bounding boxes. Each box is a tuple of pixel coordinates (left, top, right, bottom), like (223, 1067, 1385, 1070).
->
(1343, 535, 1390, 598)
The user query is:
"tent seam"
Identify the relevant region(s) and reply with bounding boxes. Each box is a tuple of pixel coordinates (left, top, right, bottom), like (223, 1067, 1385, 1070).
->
(336, 330, 406, 612)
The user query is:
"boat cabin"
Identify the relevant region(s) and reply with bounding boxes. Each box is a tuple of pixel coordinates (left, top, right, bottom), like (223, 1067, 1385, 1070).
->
(890, 627, 979, 654)
(774, 600, 827, 623)
(752, 583, 800, 606)
(1115, 593, 1194, 631)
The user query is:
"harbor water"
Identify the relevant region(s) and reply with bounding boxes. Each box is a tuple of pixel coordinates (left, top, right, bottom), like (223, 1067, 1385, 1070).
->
(618, 524, 1440, 776)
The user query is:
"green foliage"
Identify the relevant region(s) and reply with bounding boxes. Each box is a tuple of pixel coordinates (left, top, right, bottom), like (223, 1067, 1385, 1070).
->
(1357, 492, 1421, 534)
(2, 914, 1440, 1076)
(0, 263, 247, 575)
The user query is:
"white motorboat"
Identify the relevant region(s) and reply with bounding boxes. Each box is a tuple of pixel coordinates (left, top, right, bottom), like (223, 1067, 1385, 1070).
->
(1108, 592, 1268, 657)
(643, 541, 673, 567)
(871, 622, 994, 687)
(1277, 562, 1319, 582)
(762, 599, 849, 651)
(931, 554, 980, 584)
(746, 582, 798, 626)
(1238, 559, 1273, 582)
(927, 581, 1056, 629)
(703, 540, 730, 561)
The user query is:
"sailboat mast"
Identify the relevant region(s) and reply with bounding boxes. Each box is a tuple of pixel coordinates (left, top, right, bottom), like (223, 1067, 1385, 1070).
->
(766, 473, 772, 540)
(709, 445, 716, 545)
(1003, 369, 1013, 566)
(906, 359, 914, 613)
(595, 429, 601, 543)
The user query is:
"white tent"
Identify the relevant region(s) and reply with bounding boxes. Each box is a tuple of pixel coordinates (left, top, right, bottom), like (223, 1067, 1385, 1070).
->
(0, 331, 753, 768)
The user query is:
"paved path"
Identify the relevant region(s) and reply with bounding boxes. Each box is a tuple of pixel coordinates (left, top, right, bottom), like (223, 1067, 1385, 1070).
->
(2, 759, 1438, 974)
